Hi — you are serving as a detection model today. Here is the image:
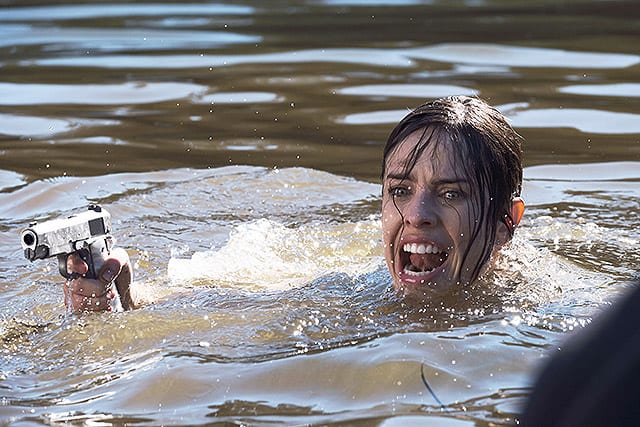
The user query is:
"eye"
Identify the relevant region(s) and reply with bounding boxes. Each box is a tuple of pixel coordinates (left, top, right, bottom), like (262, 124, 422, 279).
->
(388, 185, 411, 198)
(442, 189, 462, 200)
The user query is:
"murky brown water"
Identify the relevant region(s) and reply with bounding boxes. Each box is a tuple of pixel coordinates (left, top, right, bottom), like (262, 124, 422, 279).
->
(1, 1, 639, 425)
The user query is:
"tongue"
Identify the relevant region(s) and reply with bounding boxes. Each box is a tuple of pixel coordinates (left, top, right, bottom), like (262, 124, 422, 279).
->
(409, 253, 446, 272)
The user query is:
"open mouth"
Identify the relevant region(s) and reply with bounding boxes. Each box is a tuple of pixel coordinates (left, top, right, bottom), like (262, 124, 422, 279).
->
(400, 242, 448, 276)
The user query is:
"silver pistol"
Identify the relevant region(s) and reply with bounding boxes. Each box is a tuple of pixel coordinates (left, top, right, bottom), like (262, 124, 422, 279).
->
(21, 204, 113, 280)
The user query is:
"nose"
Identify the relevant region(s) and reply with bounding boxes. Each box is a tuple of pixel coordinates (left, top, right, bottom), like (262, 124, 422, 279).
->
(402, 191, 437, 228)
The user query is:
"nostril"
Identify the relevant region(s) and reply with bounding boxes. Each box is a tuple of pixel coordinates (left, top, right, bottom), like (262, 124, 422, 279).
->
(403, 208, 436, 227)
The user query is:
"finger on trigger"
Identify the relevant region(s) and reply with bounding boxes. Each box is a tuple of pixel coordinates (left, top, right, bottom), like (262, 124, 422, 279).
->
(66, 253, 89, 275)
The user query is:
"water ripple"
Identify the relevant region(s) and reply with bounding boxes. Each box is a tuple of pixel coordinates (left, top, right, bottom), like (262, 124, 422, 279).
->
(0, 3, 254, 21)
(0, 112, 119, 137)
(18, 48, 414, 69)
(336, 84, 478, 98)
(559, 83, 640, 98)
(0, 24, 260, 51)
(505, 107, 640, 134)
(0, 82, 208, 106)
(404, 43, 640, 69)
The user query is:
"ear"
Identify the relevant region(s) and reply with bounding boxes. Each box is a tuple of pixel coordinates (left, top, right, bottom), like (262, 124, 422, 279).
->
(510, 197, 525, 228)
(495, 197, 525, 247)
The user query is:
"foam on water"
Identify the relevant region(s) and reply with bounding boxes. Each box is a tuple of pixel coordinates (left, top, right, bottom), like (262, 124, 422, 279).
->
(168, 218, 383, 290)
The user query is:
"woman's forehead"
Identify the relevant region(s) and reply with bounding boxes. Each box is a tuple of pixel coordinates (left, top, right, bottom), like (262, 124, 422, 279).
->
(385, 130, 467, 178)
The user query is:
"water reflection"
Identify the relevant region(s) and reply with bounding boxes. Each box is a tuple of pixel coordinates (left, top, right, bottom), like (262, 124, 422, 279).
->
(404, 44, 640, 69)
(506, 107, 640, 134)
(194, 91, 282, 104)
(19, 48, 415, 68)
(338, 109, 407, 125)
(0, 25, 261, 51)
(0, 82, 208, 105)
(336, 83, 478, 98)
(559, 83, 640, 97)
(0, 3, 254, 21)
(16, 43, 640, 70)
(0, 112, 119, 137)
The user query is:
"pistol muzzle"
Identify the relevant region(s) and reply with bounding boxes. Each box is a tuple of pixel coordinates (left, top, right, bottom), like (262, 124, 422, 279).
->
(21, 229, 49, 261)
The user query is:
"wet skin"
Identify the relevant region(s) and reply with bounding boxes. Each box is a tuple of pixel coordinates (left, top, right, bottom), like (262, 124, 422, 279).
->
(64, 247, 135, 312)
(381, 129, 513, 299)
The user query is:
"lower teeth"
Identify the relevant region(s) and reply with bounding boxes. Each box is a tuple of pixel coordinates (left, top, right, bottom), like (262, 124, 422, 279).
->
(404, 265, 434, 275)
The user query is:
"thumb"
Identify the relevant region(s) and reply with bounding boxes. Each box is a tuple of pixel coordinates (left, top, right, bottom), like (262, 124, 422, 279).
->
(99, 259, 122, 285)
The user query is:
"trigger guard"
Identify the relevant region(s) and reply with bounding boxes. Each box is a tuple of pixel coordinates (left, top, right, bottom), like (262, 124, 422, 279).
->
(58, 254, 71, 279)
(58, 252, 90, 280)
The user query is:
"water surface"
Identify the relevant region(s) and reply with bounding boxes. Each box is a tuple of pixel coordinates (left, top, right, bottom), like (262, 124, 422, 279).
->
(1, 1, 639, 425)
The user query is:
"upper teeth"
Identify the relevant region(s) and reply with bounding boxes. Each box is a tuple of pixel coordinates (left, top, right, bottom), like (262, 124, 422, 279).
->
(403, 243, 443, 254)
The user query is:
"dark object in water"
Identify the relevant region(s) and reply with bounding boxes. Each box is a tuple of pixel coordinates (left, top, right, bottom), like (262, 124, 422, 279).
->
(421, 363, 446, 410)
(520, 281, 640, 426)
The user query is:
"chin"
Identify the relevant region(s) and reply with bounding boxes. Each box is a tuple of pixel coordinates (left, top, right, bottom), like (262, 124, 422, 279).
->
(393, 274, 458, 300)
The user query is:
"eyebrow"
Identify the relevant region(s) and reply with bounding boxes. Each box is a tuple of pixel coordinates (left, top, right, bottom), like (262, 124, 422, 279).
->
(385, 171, 411, 181)
(384, 172, 469, 187)
(433, 178, 469, 186)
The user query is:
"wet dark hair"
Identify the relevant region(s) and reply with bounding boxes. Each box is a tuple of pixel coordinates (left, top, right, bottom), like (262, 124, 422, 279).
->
(382, 95, 523, 282)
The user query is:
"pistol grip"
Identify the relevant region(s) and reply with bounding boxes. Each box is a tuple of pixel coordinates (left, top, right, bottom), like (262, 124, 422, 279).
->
(57, 239, 108, 280)
(79, 246, 100, 279)
(57, 248, 96, 280)
(59, 238, 123, 311)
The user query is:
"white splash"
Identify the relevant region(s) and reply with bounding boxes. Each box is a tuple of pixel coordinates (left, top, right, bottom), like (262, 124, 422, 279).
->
(168, 218, 383, 290)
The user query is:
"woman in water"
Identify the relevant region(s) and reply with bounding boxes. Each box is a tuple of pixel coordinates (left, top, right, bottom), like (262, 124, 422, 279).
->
(381, 96, 524, 300)
(64, 96, 525, 311)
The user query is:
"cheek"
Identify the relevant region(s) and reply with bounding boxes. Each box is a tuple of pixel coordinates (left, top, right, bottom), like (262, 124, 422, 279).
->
(444, 204, 474, 244)
(452, 216, 491, 270)
(381, 213, 397, 270)
(381, 200, 401, 240)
